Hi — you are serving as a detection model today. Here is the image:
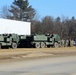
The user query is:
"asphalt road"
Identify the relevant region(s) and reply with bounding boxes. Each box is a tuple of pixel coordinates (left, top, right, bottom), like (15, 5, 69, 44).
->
(0, 56, 76, 75)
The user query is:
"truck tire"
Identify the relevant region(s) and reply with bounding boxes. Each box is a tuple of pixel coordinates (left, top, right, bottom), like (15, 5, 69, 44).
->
(54, 42, 59, 48)
(35, 42, 40, 48)
(12, 43, 17, 49)
(40, 42, 46, 48)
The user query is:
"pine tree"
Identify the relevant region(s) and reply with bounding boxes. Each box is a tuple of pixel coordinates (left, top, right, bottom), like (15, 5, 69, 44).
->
(9, 0, 36, 21)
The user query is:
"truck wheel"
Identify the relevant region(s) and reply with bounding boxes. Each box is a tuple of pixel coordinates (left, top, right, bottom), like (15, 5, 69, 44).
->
(35, 43, 40, 48)
(54, 42, 59, 48)
(40, 42, 46, 48)
(12, 43, 17, 49)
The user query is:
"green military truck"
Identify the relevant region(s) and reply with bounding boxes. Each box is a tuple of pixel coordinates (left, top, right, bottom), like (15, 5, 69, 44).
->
(16, 34, 61, 48)
(0, 33, 61, 49)
(30, 34, 61, 48)
(0, 34, 20, 49)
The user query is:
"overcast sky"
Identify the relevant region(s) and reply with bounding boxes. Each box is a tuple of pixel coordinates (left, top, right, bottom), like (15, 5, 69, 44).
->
(0, 0, 76, 19)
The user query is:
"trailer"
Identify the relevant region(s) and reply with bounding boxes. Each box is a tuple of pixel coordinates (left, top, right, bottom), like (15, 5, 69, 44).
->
(0, 18, 31, 35)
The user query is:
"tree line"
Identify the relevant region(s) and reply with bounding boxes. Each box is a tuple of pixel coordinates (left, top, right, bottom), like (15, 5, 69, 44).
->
(0, 0, 76, 39)
(32, 16, 76, 39)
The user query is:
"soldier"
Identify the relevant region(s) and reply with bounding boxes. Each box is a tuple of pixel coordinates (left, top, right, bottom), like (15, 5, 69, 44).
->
(74, 39, 76, 46)
(65, 39, 69, 47)
(61, 39, 65, 47)
(70, 39, 74, 47)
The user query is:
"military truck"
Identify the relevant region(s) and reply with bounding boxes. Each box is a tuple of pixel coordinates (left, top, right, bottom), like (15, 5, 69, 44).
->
(0, 33, 61, 49)
(0, 34, 20, 49)
(16, 34, 61, 48)
(18, 34, 60, 48)
(30, 34, 61, 48)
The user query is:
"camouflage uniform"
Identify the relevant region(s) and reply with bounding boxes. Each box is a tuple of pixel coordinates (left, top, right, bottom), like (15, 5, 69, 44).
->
(65, 39, 69, 47)
(70, 39, 74, 47)
(61, 39, 65, 47)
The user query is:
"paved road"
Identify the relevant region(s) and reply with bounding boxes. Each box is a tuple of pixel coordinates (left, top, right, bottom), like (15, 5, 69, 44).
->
(0, 56, 76, 75)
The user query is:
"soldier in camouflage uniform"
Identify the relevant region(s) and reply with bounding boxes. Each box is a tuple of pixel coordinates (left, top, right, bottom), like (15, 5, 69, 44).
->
(61, 39, 65, 47)
(65, 39, 69, 47)
(70, 39, 74, 47)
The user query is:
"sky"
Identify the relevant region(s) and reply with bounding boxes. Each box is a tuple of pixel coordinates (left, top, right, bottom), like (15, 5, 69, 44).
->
(0, 0, 76, 19)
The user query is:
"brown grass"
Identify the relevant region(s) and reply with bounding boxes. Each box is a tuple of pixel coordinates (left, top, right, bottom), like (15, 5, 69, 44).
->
(0, 47, 76, 61)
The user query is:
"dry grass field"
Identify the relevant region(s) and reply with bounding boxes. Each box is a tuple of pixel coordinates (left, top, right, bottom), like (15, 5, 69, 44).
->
(0, 47, 76, 61)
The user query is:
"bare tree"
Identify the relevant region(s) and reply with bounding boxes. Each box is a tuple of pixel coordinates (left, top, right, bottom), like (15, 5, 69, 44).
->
(0, 5, 11, 19)
(54, 17, 61, 36)
(41, 16, 54, 34)
(31, 20, 42, 34)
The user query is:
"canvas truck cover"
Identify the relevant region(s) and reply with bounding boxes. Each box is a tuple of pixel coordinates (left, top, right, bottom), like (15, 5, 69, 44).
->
(0, 18, 31, 35)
